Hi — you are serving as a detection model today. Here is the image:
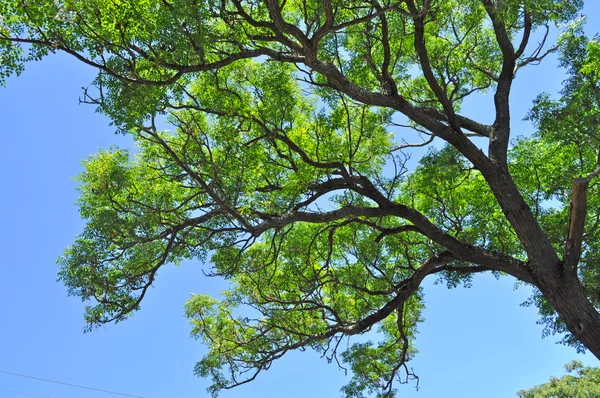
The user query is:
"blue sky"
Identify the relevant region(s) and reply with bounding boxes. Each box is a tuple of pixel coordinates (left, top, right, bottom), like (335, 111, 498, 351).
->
(1, 6, 600, 398)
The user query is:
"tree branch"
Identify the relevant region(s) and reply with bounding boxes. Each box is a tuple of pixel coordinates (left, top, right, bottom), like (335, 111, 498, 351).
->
(564, 178, 588, 276)
(483, 0, 516, 165)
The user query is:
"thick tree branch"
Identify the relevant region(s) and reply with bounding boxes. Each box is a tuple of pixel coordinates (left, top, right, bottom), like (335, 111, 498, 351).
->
(300, 55, 496, 174)
(421, 108, 493, 137)
(407, 0, 457, 128)
(1, 35, 270, 86)
(247, 190, 532, 283)
(482, 0, 516, 165)
(564, 178, 588, 276)
(514, 10, 532, 59)
(195, 251, 454, 391)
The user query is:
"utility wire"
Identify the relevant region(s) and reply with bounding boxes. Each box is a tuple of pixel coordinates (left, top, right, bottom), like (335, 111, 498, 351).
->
(0, 371, 143, 398)
(0, 387, 54, 398)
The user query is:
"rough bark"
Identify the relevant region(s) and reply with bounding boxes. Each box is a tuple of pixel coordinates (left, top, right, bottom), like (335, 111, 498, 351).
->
(565, 179, 588, 275)
(540, 275, 600, 357)
(481, 169, 600, 359)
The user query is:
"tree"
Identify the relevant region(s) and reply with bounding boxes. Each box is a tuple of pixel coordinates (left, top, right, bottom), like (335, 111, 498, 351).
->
(1, 0, 599, 396)
(518, 361, 600, 398)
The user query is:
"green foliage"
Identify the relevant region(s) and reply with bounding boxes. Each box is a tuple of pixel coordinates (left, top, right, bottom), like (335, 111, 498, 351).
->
(406, 146, 522, 255)
(517, 361, 600, 398)
(2, 1, 598, 397)
(0, 0, 578, 115)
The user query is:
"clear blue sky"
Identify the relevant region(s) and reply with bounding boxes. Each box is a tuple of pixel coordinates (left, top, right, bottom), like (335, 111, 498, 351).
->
(1, 7, 600, 398)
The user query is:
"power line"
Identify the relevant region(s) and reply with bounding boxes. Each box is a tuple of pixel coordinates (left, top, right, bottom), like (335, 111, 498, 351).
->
(0, 387, 54, 398)
(0, 371, 144, 398)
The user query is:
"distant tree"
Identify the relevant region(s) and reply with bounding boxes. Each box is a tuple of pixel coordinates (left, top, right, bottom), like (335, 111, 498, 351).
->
(518, 361, 600, 398)
(1, 1, 600, 396)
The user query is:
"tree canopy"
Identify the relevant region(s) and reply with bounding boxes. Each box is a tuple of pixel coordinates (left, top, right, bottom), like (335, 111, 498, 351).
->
(2, 1, 600, 397)
(518, 361, 600, 398)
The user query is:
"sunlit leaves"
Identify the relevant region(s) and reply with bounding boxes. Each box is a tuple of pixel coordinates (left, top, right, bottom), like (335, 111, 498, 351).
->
(518, 361, 600, 398)
(57, 147, 213, 327)
(187, 221, 426, 397)
(2, 0, 595, 396)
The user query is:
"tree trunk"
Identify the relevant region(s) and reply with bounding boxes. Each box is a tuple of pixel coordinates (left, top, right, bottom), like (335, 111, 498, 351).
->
(478, 166, 600, 358)
(538, 274, 600, 358)
(480, 166, 560, 265)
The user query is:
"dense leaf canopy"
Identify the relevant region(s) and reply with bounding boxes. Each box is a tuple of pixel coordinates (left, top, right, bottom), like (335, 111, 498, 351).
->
(2, 1, 600, 397)
(518, 361, 600, 398)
